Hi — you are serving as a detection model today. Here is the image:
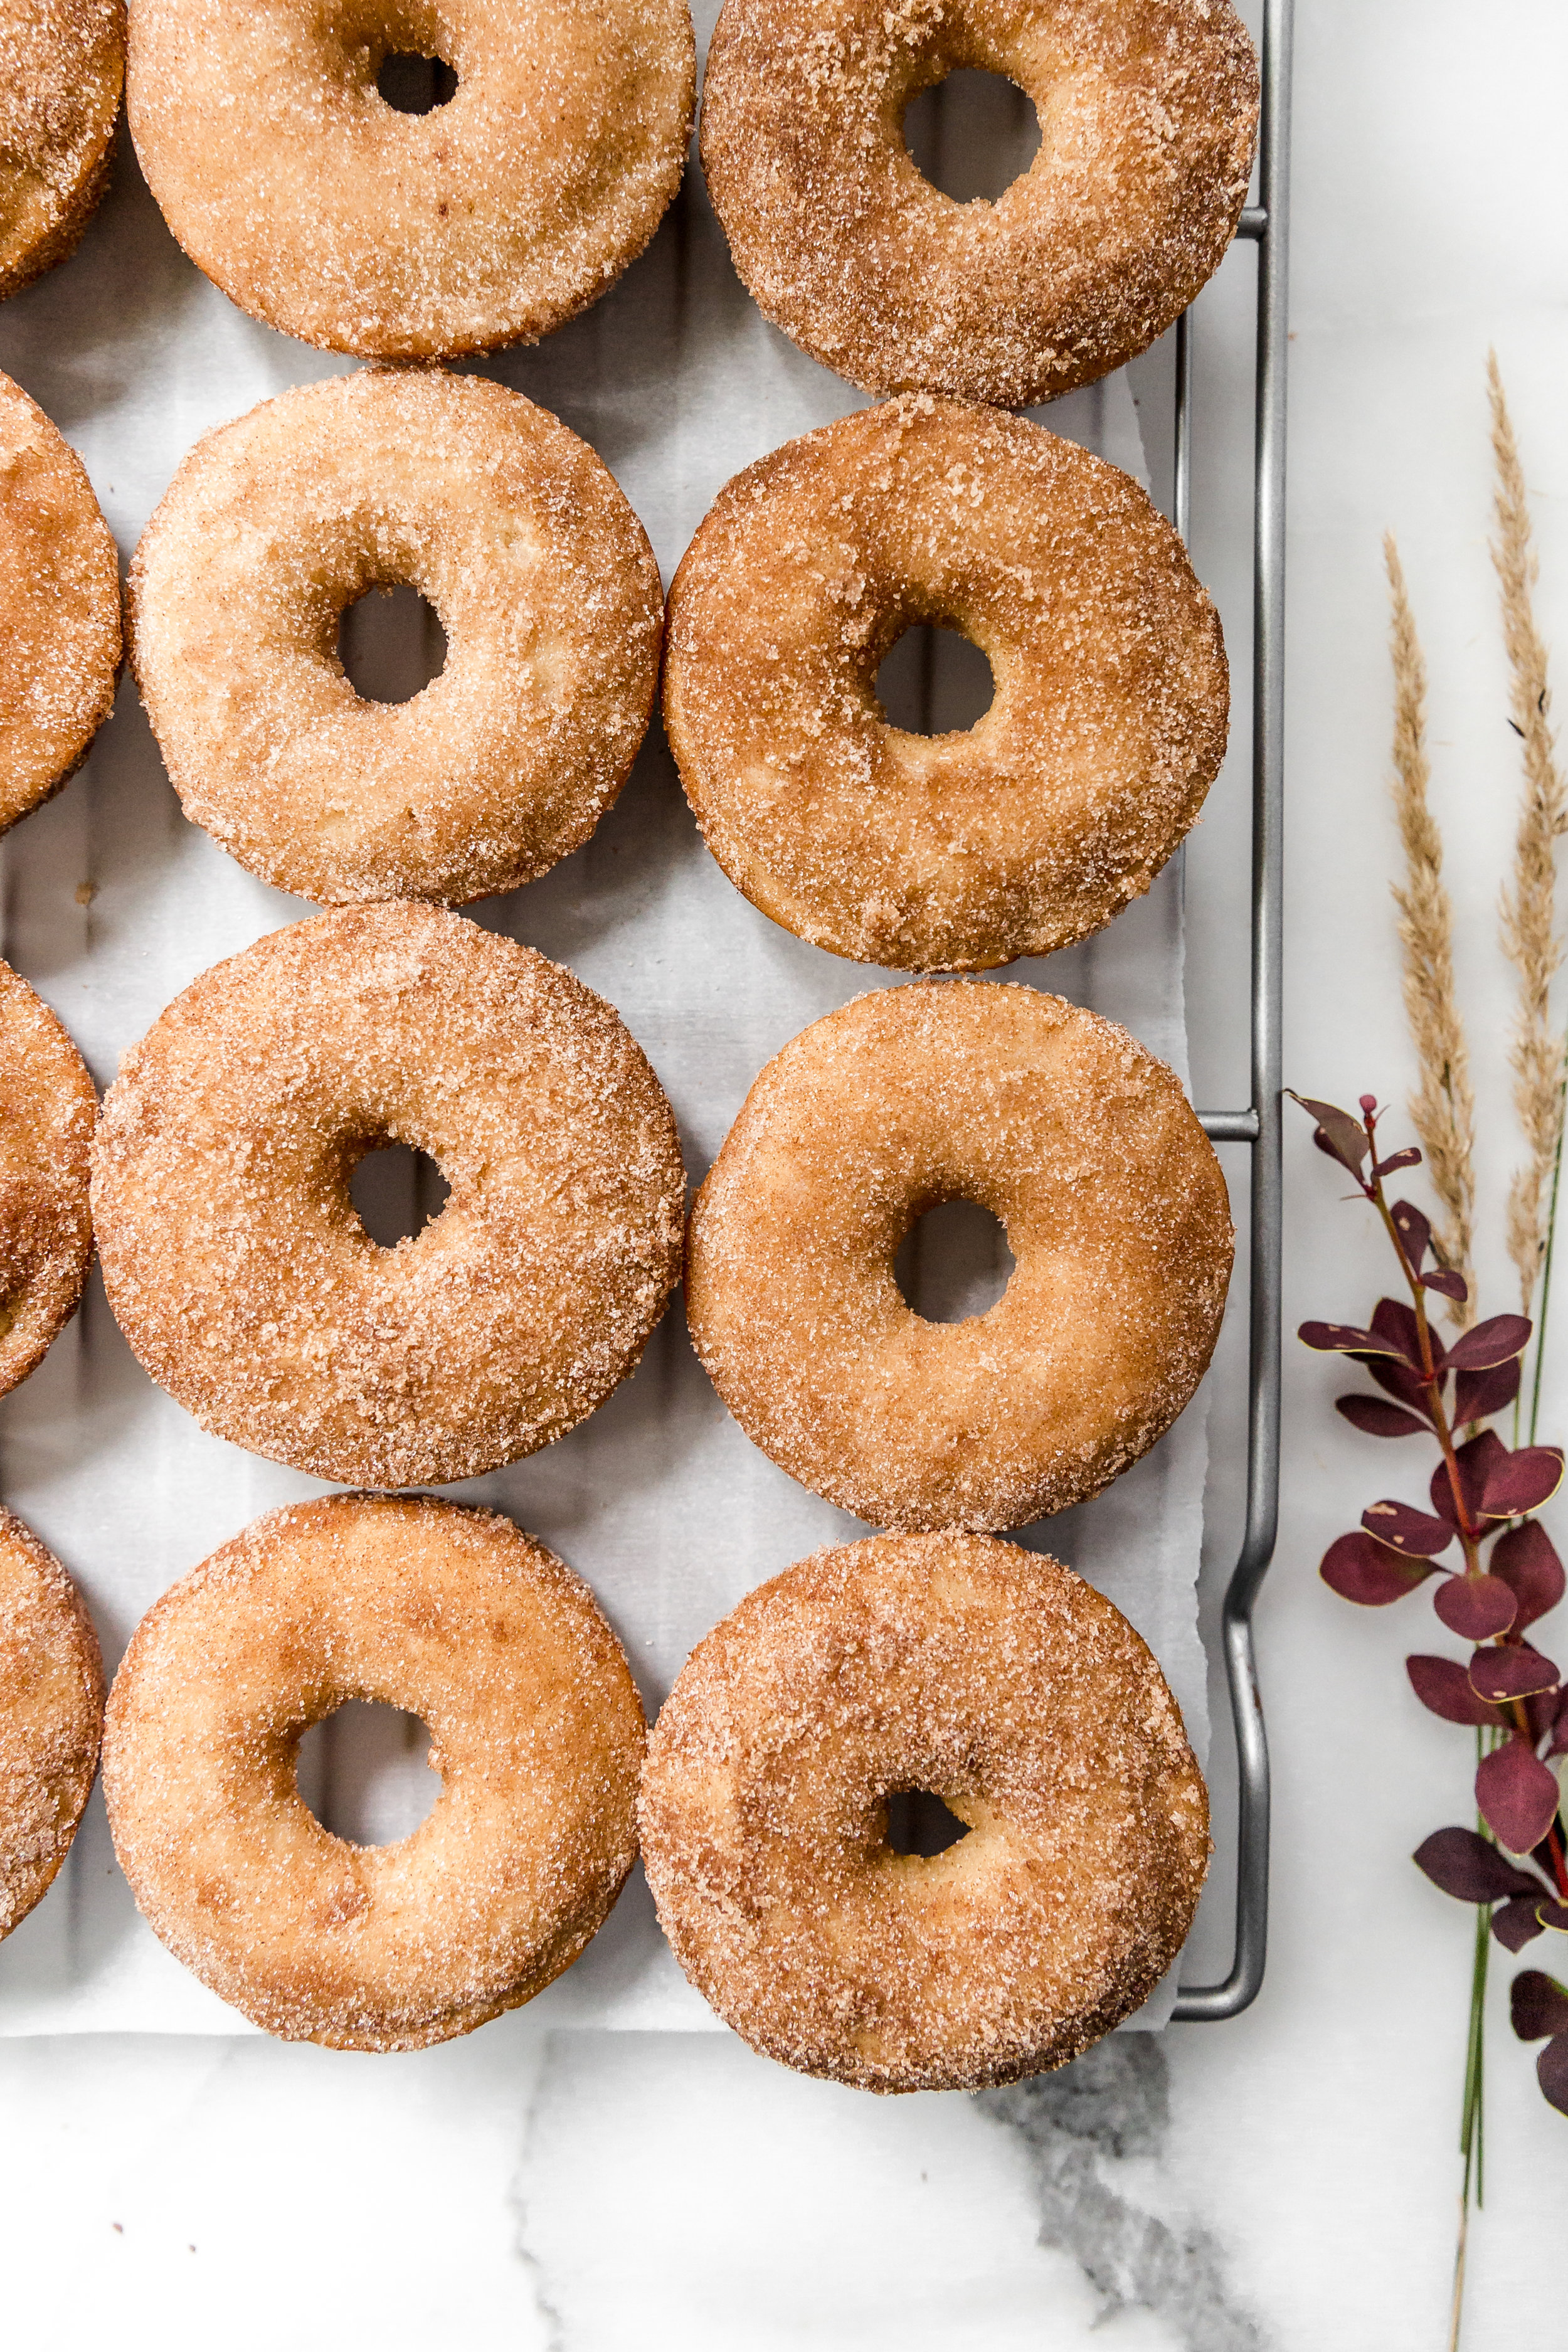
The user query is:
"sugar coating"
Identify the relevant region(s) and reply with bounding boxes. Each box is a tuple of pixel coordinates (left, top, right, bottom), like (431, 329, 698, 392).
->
(90, 901, 687, 1486)
(127, 0, 696, 358)
(130, 369, 665, 907)
(103, 1495, 646, 2049)
(0, 368, 122, 835)
(664, 395, 1229, 971)
(687, 978, 1233, 1530)
(701, 0, 1259, 408)
(640, 1530, 1210, 2091)
(0, 958, 95, 1397)
(0, 0, 123, 298)
(0, 1508, 103, 1939)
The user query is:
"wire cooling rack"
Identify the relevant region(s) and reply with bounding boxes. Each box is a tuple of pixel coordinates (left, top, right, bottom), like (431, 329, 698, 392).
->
(1169, 0, 1291, 2023)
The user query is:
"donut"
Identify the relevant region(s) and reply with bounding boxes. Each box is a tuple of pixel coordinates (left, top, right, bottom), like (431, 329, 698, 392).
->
(640, 1530, 1209, 2090)
(90, 902, 686, 1486)
(687, 979, 1231, 1530)
(663, 397, 1228, 972)
(126, 0, 696, 358)
(699, 0, 1258, 408)
(0, 367, 121, 837)
(103, 1495, 645, 2048)
(0, 958, 95, 1399)
(0, 1508, 103, 1941)
(0, 1, 124, 300)
(130, 369, 664, 906)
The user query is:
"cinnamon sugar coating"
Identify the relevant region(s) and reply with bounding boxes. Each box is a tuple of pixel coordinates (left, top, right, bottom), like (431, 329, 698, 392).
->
(701, 0, 1258, 408)
(0, 1509, 103, 1940)
(0, 958, 95, 1399)
(640, 1530, 1209, 2090)
(687, 980, 1232, 1530)
(127, 0, 696, 358)
(91, 903, 686, 1485)
(0, 367, 122, 835)
(664, 397, 1228, 972)
(103, 1496, 645, 2049)
(0, 1, 123, 300)
(130, 370, 664, 906)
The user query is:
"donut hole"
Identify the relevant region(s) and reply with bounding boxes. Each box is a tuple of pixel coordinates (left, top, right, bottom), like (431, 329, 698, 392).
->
(874, 623, 995, 736)
(901, 70, 1041, 206)
(376, 52, 458, 113)
(349, 1141, 452, 1248)
(884, 1788, 972, 1858)
(297, 1702, 440, 1846)
(895, 1198, 1014, 1323)
(337, 581, 448, 706)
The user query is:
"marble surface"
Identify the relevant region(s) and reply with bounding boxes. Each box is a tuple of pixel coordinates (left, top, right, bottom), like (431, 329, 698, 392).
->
(5, 1, 1568, 2343)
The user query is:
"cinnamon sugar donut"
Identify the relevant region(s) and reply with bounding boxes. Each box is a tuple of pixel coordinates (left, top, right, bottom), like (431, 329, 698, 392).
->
(0, 1508, 103, 1940)
(0, 1, 124, 300)
(687, 980, 1231, 1530)
(701, 0, 1258, 408)
(664, 397, 1228, 972)
(91, 902, 686, 1486)
(1, 368, 121, 836)
(103, 1496, 645, 2048)
(130, 370, 663, 906)
(640, 1530, 1209, 2090)
(127, 0, 696, 358)
(0, 958, 95, 1399)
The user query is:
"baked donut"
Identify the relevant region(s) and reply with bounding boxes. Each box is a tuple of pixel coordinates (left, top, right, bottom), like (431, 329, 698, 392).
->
(0, 958, 95, 1399)
(0, 367, 121, 836)
(664, 397, 1228, 972)
(700, 0, 1258, 408)
(130, 369, 664, 906)
(127, 0, 696, 358)
(91, 901, 686, 1486)
(640, 1530, 1209, 2090)
(0, 1508, 103, 1941)
(687, 979, 1231, 1529)
(0, 1, 124, 300)
(103, 1495, 645, 2048)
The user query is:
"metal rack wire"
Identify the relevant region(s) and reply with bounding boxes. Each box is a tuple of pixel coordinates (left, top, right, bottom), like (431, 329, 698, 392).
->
(1171, 0, 1291, 2023)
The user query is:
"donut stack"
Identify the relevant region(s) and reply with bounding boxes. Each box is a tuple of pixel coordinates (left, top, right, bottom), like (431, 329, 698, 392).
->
(0, 0, 1256, 2085)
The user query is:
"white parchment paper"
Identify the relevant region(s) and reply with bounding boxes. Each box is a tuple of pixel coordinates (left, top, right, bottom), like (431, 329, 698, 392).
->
(0, 44, 1211, 2035)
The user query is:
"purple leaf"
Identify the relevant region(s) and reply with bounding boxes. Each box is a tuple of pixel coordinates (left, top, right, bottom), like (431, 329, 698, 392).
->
(1413, 1826, 1544, 1903)
(1423, 1269, 1470, 1302)
(1445, 1429, 1510, 1525)
(1371, 1297, 1426, 1363)
(1365, 1355, 1440, 1424)
(1548, 1689, 1568, 1757)
(1481, 1446, 1567, 1518)
(1300, 1320, 1413, 1362)
(1537, 2037, 1568, 2116)
(1470, 1646, 1560, 1703)
(1445, 1314, 1534, 1372)
(1491, 1521, 1566, 1631)
(1362, 1500, 1457, 1557)
(1434, 1574, 1518, 1638)
(1477, 1740, 1562, 1853)
(1391, 1199, 1431, 1271)
(1406, 1655, 1506, 1726)
(1288, 1093, 1370, 1174)
(1321, 1532, 1434, 1606)
(1374, 1147, 1422, 1179)
(1454, 1356, 1522, 1426)
(1336, 1394, 1429, 1439)
(1537, 1902, 1568, 1935)
(1510, 1969, 1568, 2040)
(1495, 1896, 1549, 1951)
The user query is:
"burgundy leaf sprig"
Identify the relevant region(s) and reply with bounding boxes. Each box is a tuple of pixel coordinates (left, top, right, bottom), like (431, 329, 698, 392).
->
(1293, 1091, 1568, 2120)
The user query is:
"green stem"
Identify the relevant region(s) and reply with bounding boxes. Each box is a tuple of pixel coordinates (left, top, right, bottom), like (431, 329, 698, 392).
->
(1529, 1045, 1568, 1444)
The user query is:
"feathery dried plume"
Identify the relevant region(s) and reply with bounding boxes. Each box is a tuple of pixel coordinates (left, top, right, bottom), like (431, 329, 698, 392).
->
(1384, 532, 1477, 1322)
(1490, 352, 1568, 1318)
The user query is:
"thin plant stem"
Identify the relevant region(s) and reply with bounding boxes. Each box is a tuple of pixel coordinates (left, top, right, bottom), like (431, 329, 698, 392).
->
(1528, 1038, 1568, 1444)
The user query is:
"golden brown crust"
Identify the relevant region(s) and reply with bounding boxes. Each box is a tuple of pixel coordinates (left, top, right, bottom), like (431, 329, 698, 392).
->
(0, 958, 96, 1398)
(0, 367, 122, 835)
(127, 0, 696, 358)
(103, 1495, 645, 2048)
(130, 370, 664, 906)
(90, 902, 686, 1485)
(0, 1, 124, 301)
(687, 980, 1232, 1530)
(701, 0, 1258, 407)
(0, 1508, 104, 1941)
(664, 396, 1228, 971)
(640, 1530, 1209, 2090)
